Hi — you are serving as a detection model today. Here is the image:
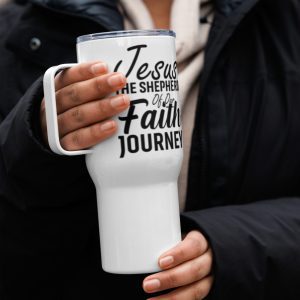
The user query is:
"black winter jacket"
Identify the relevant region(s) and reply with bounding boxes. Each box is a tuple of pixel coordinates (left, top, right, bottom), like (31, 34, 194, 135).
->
(1, 0, 300, 299)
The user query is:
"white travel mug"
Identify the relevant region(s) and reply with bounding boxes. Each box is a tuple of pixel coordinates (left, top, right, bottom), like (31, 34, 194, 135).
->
(43, 30, 183, 274)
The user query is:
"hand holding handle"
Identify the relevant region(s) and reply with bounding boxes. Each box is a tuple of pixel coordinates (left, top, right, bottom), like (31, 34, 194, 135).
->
(43, 63, 92, 156)
(42, 63, 129, 156)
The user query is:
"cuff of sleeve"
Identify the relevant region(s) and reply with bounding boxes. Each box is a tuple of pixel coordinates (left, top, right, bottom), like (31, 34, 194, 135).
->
(28, 76, 54, 154)
(180, 204, 269, 300)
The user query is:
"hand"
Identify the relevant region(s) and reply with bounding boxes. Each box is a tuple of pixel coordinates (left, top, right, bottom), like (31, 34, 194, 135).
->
(40, 61, 130, 150)
(143, 230, 214, 300)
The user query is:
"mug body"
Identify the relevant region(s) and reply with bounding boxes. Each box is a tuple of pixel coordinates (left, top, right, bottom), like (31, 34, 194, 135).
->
(77, 30, 183, 274)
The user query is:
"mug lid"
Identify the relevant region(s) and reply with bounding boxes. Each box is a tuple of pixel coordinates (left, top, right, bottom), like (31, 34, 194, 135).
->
(77, 29, 176, 43)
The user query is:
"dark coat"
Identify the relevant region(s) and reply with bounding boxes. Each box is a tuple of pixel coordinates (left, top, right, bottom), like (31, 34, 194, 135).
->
(1, 0, 300, 299)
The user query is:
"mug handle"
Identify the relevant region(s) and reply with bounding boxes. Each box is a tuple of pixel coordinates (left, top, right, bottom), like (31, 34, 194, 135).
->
(43, 64, 92, 155)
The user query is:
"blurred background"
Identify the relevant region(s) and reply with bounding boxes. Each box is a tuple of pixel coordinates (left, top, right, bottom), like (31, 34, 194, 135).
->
(0, 0, 10, 5)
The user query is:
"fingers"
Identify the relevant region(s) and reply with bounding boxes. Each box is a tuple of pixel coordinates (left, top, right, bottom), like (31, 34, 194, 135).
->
(143, 231, 213, 299)
(158, 230, 209, 270)
(57, 94, 130, 137)
(60, 120, 117, 151)
(41, 61, 129, 151)
(143, 248, 213, 293)
(56, 72, 127, 114)
(55, 61, 108, 90)
(146, 276, 214, 300)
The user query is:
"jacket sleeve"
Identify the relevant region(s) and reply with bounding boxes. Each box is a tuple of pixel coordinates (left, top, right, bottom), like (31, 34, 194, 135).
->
(181, 197, 300, 300)
(0, 77, 98, 296)
(0, 76, 95, 208)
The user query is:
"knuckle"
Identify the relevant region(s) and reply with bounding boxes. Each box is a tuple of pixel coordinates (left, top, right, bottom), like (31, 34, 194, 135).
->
(194, 283, 206, 300)
(60, 138, 70, 151)
(190, 260, 202, 281)
(97, 100, 109, 117)
(95, 76, 108, 95)
(70, 131, 82, 148)
(58, 115, 66, 134)
(70, 107, 84, 124)
(95, 77, 103, 92)
(174, 245, 186, 260)
(55, 90, 65, 112)
(90, 124, 102, 140)
(78, 64, 86, 77)
(187, 236, 206, 255)
(165, 272, 180, 288)
(68, 85, 80, 104)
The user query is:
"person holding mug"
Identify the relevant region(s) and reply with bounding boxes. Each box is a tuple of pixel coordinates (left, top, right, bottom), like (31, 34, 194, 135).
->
(0, 0, 300, 299)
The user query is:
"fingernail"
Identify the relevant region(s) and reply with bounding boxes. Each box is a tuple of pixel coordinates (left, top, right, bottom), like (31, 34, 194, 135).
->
(143, 279, 161, 292)
(90, 62, 108, 75)
(110, 95, 130, 108)
(100, 121, 115, 131)
(107, 73, 126, 87)
(159, 255, 174, 268)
